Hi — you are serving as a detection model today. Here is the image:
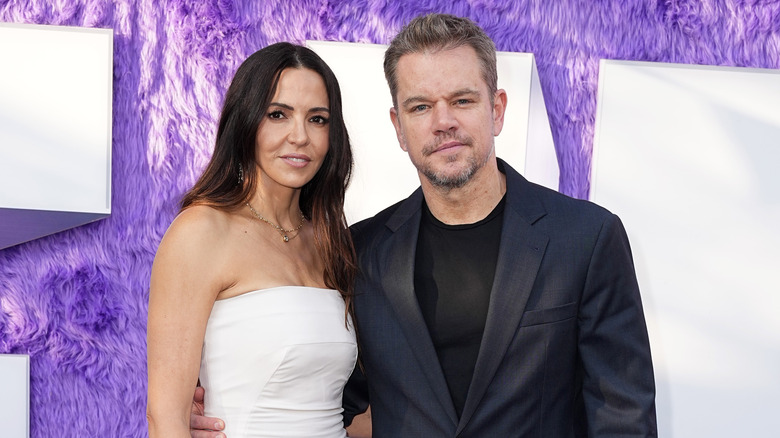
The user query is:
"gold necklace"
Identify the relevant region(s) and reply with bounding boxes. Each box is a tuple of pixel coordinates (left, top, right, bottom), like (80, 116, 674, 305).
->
(246, 202, 305, 242)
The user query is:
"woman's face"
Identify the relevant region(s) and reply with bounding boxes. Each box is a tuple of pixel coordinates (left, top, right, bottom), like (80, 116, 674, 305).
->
(254, 67, 330, 193)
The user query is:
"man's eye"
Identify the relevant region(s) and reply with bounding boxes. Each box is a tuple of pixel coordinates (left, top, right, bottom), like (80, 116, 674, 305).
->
(412, 105, 428, 112)
(456, 99, 471, 105)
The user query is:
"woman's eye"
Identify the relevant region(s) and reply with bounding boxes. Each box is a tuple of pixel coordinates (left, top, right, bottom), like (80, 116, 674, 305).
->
(310, 115, 329, 125)
(268, 110, 285, 119)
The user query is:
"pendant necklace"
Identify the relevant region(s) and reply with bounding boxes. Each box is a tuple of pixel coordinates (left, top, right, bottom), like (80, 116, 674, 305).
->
(246, 202, 305, 242)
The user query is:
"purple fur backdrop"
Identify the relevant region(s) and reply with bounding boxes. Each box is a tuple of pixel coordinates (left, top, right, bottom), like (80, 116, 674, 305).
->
(0, 0, 778, 436)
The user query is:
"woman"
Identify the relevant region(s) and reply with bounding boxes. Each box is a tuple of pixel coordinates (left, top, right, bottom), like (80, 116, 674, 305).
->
(147, 43, 357, 438)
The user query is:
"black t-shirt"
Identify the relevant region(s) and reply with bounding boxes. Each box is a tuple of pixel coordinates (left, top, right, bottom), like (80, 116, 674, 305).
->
(414, 196, 505, 417)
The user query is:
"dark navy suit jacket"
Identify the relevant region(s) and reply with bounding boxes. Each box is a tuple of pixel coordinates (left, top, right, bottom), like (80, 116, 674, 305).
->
(344, 159, 656, 437)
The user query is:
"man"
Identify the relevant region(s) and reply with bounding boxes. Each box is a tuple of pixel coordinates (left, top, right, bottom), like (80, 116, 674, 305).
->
(192, 13, 657, 437)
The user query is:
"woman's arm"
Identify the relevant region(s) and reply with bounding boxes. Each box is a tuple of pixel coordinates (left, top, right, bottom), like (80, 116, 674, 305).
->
(147, 208, 226, 438)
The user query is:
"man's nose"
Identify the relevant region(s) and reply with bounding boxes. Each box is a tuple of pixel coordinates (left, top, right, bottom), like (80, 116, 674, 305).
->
(432, 102, 458, 133)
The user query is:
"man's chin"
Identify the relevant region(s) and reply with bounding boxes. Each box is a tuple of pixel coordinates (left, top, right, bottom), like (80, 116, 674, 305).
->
(422, 168, 474, 190)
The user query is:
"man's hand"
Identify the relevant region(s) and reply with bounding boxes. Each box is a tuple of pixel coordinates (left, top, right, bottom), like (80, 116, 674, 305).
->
(345, 406, 372, 438)
(190, 386, 226, 438)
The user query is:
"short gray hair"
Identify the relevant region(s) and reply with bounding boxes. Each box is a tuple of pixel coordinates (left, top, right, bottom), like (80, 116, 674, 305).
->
(384, 13, 498, 108)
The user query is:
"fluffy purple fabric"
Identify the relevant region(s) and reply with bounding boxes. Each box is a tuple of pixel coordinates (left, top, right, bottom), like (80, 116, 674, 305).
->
(0, 0, 778, 436)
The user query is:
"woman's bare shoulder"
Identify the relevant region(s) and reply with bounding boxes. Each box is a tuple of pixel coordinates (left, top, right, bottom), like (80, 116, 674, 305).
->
(172, 204, 232, 231)
(155, 205, 239, 261)
(151, 205, 243, 295)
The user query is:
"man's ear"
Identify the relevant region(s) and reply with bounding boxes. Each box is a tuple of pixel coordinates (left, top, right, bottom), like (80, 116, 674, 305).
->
(492, 89, 508, 137)
(389, 106, 407, 151)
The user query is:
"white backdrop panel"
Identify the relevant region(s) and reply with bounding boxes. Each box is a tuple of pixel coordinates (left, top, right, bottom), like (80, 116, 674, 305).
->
(0, 23, 112, 249)
(591, 60, 780, 438)
(307, 41, 558, 224)
(0, 23, 112, 213)
(0, 354, 29, 438)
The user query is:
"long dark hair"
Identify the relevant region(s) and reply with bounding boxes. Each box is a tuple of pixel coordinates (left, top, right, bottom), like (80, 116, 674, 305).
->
(181, 42, 356, 316)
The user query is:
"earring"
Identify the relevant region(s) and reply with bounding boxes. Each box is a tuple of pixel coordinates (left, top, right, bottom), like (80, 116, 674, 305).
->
(237, 164, 244, 185)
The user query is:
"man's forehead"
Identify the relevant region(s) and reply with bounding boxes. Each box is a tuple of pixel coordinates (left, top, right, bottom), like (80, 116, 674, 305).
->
(395, 51, 487, 98)
(396, 45, 478, 66)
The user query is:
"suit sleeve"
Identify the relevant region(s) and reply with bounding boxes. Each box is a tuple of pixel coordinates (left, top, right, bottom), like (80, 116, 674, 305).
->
(342, 363, 369, 427)
(578, 213, 657, 436)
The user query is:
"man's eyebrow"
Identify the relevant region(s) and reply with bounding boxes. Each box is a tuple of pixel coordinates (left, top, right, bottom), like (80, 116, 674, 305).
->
(401, 96, 428, 108)
(450, 88, 480, 99)
(400, 88, 480, 107)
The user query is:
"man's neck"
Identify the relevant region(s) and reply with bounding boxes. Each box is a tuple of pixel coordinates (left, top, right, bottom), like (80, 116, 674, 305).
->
(421, 160, 506, 225)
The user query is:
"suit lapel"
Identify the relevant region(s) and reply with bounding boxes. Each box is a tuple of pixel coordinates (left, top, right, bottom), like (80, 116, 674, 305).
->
(377, 189, 459, 426)
(457, 163, 549, 432)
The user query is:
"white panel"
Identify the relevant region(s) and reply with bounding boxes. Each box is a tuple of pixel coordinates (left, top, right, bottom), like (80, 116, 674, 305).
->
(307, 41, 558, 224)
(0, 354, 29, 438)
(591, 60, 780, 437)
(0, 23, 112, 214)
(523, 56, 559, 188)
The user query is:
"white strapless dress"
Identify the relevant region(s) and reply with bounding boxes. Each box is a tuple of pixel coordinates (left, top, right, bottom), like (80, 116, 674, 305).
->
(199, 286, 357, 438)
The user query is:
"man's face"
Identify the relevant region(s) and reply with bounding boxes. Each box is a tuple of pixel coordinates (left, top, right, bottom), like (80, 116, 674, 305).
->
(390, 45, 506, 190)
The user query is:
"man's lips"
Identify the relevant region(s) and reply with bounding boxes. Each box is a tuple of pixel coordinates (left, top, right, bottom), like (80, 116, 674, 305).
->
(430, 141, 465, 154)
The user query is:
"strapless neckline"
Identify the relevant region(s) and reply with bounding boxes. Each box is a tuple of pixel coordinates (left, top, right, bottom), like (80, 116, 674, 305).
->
(216, 285, 337, 302)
